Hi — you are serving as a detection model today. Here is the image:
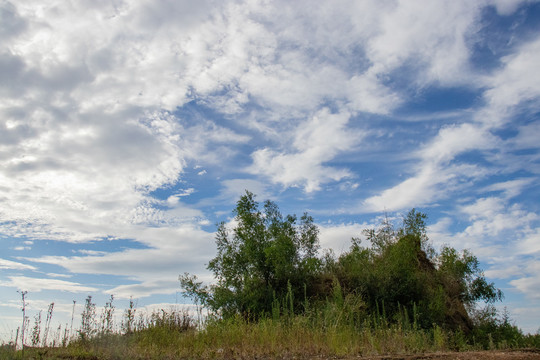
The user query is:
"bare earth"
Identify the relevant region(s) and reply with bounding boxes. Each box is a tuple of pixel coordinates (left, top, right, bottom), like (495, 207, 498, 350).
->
(338, 349, 540, 360)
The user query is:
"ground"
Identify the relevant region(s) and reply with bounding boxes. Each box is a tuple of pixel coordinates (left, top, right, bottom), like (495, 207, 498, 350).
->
(340, 349, 540, 359)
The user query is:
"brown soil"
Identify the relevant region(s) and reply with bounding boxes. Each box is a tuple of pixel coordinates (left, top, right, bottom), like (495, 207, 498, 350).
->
(341, 349, 540, 359)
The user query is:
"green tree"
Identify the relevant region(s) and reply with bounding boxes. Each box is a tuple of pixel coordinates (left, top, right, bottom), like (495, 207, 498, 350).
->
(437, 246, 502, 305)
(181, 199, 502, 334)
(180, 191, 321, 319)
(336, 209, 502, 332)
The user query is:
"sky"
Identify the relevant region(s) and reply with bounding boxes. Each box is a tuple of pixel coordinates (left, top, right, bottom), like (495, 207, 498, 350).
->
(1, 0, 540, 340)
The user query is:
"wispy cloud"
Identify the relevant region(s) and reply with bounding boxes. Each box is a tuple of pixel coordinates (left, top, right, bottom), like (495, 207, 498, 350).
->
(0, 276, 98, 293)
(0, 259, 36, 271)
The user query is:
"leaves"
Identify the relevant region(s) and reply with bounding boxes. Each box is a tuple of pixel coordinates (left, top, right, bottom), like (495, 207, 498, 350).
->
(180, 193, 502, 333)
(181, 191, 322, 319)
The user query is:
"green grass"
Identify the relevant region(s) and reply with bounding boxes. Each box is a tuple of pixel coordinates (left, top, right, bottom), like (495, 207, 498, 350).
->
(2, 295, 539, 360)
(5, 318, 540, 360)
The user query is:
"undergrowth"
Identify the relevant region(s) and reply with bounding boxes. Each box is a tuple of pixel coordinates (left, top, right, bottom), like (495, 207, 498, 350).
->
(1, 293, 538, 360)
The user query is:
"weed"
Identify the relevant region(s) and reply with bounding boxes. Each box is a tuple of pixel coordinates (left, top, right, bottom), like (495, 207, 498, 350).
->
(31, 311, 42, 347)
(42, 303, 54, 346)
(99, 295, 115, 335)
(122, 297, 136, 335)
(17, 290, 27, 351)
(4, 291, 539, 360)
(79, 296, 96, 341)
(69, 300, 76, 340)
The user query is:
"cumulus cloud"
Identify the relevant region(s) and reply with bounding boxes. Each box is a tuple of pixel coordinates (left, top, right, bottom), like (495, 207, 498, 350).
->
(510, 264, 540, 300)
(0, 1, 27, 40)
(318, 222, 367, 254)
(3, 0, 527, 232)
(366, 0, 482, 85)
(250, 108, 362, 192)
(0, 0, 248, 248)
(0, 110, 189, 242)
(428, 195, 540, 301)
(517, 228, 540, 255)
(479, 36, 540, 126)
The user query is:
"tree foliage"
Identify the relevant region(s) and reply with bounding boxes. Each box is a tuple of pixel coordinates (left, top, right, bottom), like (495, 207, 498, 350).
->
(180, 193, 502, 333)
(335, 209, 502, 331)
(180, 191, 321, 319)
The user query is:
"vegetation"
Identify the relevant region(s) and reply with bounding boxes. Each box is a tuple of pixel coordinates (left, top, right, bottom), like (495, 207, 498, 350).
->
(1, 298, 538, 360)
(2, 191, 538, 359)
(181, 191, 502, 332)
(180, 191, 321, 319)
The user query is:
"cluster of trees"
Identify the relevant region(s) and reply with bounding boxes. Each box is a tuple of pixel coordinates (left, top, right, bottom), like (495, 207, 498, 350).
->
(180, 191, 503, 333)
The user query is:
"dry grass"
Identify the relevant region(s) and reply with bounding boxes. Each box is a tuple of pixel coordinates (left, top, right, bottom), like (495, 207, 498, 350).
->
(1, 294, 538, 360)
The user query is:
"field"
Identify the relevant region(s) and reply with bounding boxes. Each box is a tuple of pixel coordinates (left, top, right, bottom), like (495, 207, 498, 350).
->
(1, 300, 539, 360)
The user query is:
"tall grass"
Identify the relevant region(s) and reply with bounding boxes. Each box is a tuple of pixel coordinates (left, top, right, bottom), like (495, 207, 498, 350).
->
(1, 292, 539, 360)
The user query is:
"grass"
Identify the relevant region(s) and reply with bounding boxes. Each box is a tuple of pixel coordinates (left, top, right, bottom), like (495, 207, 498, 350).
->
(1, 294, 539, 360)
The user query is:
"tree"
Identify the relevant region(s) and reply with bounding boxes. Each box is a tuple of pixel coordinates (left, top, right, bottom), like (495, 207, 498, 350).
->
(181, 198, 502, 333)
(180, 191, 321, 319)
(437, 246, 503, 306)
(336, 209, 503, 332)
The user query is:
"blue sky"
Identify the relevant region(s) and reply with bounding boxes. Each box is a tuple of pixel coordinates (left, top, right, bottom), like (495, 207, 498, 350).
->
(1, 0, 540, 339)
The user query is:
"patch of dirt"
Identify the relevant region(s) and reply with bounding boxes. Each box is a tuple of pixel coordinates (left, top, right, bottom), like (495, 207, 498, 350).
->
(344, 349, 540, 359)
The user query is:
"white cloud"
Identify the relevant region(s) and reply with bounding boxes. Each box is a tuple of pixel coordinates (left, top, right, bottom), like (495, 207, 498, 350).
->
(106, 280, 180, 299)
(363, 165, 441, 212)
(490, 0, 527, 15)
(360, 12, 540, 214)
(3, 0, 523, 226)
(345, 74, 402, 114)
(510, 264, 540, 300)
(510, 305, 540, 334)
(445, 197, 540, 301)
(427, 217, 455, 249)
(0, 258, 36, 270)
(362, 117, 500, 212)
(0, 110, 189, 242)
(24, 225, 215, 298)
(421, 123, 498, 165)
(426, 194, 540, 305)
(0, 276, 98, 293)
(366, 0, 484, 85)
(517, 228, 540, 255)
(363, 162, 488, 212)
(250, 108, 361, 192)
(479, 36, 540, 126)
(220, 179, 270, 201)
(0, 0, 263, 249)
(319, 222, 367, 254)
(484, 264, 523, 280)
(459, 198, 537, 238)
(509, 121, 540, 150)
(482, 178, 535, 199)
(0, 1, 27, 40)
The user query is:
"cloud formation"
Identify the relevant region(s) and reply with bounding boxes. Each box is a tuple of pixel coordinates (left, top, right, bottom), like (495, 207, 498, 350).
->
(1, 0, 540, 335)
